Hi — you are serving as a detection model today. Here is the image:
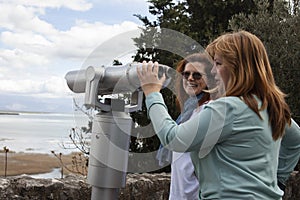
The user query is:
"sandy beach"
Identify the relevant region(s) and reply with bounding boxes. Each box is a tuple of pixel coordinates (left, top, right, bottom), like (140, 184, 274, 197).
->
(0, 151, 86, 177)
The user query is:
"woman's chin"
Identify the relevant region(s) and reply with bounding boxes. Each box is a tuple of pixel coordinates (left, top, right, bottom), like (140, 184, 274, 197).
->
(186, 89, 200, 96)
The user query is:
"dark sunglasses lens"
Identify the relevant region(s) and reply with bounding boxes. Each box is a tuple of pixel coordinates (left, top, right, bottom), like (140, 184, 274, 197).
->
(182, 72, 190, 79)
(193, 72, 202, 80)
(182, 72, 202, 80)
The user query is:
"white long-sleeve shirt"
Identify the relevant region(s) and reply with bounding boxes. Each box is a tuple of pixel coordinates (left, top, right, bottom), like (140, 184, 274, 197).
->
(169, 107, 205, 200)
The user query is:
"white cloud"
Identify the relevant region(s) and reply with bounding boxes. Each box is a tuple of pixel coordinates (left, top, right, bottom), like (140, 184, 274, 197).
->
(0, 0, 92, 11)
(0, 1, 140, 86)
(0, 0, 142, 61)
(0, 4, 57, 34)
(43, 76, 72, 97)
(1, 31, 53, 49)
(0, 76, 69, 98)
(51, 20, 139, 59)
(0, 48, 49, 69)
(1, 20, 138, 61)
(0, 0, 148, 112)
(5, 103, 27, 111)
(0, 79, 42, 94)
(96, 0, 148, 5)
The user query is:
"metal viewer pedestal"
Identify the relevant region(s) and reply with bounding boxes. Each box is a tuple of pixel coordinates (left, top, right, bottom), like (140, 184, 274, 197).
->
(87, 107, 132, 200)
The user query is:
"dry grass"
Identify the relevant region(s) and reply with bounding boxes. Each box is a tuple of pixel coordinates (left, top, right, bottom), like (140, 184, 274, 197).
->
(0, 152, 75, 176)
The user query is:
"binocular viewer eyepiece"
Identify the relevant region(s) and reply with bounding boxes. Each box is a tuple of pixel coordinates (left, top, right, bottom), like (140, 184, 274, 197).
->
(65, 63, 172, 110)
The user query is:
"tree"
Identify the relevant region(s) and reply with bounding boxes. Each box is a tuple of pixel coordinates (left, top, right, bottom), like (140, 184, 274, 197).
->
(289, 0, 299, 15)
(130, 0, 300, 172)
(229, 0, 300, 124)
(136, 0, 258, 46)
(186, 0, 256, 46)
(131, 0, 262, 164)
(133, 0, 258, 120)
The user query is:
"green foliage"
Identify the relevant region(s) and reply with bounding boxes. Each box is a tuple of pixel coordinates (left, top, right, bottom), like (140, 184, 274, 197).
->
(113, 59, 123, 65)
(141, 0, 257, 46)
(186, 0, 257, 46)
(129, 0, 299, 170)
(131, 0, 263, 156)
(229, 0, 300, 123)
(132, 0, 258, 123)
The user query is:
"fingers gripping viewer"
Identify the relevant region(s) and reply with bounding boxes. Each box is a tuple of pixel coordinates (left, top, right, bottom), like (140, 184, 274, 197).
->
(137, 61, 166, 96)
(137, 30, 300, 200)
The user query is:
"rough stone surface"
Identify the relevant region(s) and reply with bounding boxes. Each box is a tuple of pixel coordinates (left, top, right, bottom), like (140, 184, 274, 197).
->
(120, 173, 170, 200)
(0, 173, 170, 200)
(0, 172, 299, 200)
(283, 171, 300, 200)
(0, 174, 90, 200)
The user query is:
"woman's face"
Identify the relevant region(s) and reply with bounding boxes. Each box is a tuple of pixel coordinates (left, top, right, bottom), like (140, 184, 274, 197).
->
(182, 62, 208, 96)
(211, 53, 230, 92)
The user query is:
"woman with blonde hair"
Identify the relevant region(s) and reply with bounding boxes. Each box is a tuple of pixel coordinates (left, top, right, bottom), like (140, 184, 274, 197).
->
(137, 30, 300, 199)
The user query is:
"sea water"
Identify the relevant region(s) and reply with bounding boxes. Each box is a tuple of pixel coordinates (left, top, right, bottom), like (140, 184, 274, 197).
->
(0, 112, 90, 154)
(0, 112, 91, 178)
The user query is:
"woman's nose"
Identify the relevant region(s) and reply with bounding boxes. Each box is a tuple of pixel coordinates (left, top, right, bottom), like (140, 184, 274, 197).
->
(187, 73, 194, 80)
(211, 65, 216, 75)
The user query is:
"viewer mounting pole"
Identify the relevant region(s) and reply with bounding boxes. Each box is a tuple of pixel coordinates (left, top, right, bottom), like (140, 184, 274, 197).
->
(88, 100, 131, 200)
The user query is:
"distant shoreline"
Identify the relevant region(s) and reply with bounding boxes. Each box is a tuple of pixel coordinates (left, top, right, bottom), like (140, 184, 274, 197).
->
(0, 110, 72, 115)
(0, 112, 19, 115)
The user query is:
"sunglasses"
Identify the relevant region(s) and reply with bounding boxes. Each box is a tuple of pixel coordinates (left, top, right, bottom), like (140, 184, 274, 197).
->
(181, 71, 205, 80)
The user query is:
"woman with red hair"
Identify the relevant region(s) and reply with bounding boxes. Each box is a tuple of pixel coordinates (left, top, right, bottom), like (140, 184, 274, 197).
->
(137, 30, 300, 199)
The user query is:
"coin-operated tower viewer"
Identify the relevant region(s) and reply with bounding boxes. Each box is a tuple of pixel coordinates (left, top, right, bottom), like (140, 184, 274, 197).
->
(65, 63, 172, 200)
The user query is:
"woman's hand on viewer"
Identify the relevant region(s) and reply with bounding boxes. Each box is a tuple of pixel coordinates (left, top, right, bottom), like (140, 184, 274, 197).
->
(137, 61, 166, 96)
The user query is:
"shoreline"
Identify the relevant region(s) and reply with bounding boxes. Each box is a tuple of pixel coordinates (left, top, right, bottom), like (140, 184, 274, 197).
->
(0, 152, 80, 177)
(0, 112, 19, 115)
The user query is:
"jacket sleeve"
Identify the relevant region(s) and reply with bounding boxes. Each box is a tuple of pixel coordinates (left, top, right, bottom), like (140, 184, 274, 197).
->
(145, 92, 234, 154)
(277, 119, 300, 185)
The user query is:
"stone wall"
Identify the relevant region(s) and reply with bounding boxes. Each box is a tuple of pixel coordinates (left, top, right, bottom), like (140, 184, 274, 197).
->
(0, 172, 299, 200)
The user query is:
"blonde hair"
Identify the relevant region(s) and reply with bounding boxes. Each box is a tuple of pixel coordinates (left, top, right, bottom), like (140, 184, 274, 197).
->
(206, 30, 291, 140)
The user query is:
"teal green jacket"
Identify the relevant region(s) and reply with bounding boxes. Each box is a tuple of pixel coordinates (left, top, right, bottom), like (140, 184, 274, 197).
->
(146, 92, 300, 200)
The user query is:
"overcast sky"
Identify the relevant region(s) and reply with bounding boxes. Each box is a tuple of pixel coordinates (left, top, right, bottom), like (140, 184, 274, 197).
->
(0, 0, 154, 113)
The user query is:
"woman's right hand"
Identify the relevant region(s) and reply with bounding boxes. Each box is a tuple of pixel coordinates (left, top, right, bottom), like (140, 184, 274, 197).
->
(137, 61, 166, 96)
